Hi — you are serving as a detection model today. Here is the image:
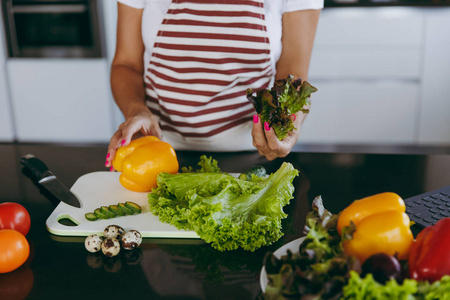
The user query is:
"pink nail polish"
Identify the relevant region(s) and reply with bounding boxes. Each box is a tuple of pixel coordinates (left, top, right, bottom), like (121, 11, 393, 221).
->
(106, 153, 110, 159)
(292, 114, 297, 121)
(105, 161, 109, 167)
(121, 139, 126, 145)
(110, 166, 114, 172)
(253, 115, 259, 124)
(264, 122, 270, 131)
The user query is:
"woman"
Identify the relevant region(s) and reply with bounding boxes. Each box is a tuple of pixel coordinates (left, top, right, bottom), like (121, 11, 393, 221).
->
(106, 0, 322, 167)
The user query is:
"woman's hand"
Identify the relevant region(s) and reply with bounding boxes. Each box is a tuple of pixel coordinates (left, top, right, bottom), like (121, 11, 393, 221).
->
(251, 113, 303, 161)
(105, 109, 161, 169)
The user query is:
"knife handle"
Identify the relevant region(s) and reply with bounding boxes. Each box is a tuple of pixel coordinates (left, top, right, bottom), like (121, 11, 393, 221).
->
(20, 154, 54, 182)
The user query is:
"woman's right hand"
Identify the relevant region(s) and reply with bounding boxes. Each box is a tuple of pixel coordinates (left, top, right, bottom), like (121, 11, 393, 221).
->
(105, 109, 161, 170)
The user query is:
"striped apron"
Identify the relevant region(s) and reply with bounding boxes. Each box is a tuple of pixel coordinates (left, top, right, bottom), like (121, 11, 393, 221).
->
(145, 0, 273, 151)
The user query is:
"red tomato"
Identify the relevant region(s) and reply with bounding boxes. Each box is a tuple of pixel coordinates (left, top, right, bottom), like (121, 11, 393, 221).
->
(0, 202, 31, 236)
(0, 230, 30, 273)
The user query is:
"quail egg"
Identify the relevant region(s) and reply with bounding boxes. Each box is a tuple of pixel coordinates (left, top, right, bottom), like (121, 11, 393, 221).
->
(121, 230, 142, 250)
(101, 238, 121, 257)
(104, 225, 125, 239)
(84, 234, 103, 253)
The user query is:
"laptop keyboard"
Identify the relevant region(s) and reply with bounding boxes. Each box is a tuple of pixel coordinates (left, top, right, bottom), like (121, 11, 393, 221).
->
(405, 185, 450, 228)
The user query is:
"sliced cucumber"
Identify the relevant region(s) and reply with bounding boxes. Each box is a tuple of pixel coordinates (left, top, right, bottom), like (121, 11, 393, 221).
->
(85, 212, 98, 221)
(238, 173, 247, 180)
(100, 206, 116, 218)
(109, 204, 125, 216)
(118, 203, 134, 215)
(86, 202, 142, 221)
(94, 208, 109, 219)
(125, 201, 142, 214)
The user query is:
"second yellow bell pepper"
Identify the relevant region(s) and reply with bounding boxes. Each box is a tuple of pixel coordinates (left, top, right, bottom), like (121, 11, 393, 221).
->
(337, 192, 414, 263)
(112, 136, 179, 192)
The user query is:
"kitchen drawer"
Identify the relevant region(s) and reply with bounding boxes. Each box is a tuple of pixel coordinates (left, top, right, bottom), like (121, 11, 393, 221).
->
(309, 7, 423, 80)
(315, 8, 423, 47)
(309, 46, 421, 80)
(299, 80, 419, 145)
(8, 59, 114, 143)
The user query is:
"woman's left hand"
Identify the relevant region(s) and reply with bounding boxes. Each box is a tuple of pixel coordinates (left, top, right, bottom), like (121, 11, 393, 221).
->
(251, 114, 302, 161)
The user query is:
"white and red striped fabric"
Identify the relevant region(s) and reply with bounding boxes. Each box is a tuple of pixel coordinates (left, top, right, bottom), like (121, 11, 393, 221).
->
(144, 0, 273, 150)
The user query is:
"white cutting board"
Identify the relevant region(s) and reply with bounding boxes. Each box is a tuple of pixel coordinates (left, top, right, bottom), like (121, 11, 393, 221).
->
(46, 171, 200, 239)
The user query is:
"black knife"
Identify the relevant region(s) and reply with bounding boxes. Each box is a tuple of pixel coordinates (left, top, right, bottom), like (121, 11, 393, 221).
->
(20, 154, 81, 208)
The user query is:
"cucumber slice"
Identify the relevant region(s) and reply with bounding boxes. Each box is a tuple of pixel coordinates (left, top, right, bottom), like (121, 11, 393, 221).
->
(238, 173, 247, 180)
(100, 206, 116, 218)
(125, 201, 142, 214)
(118, 203, 134, 215)
(85, 212, 98, 221)
(94, 208, 109, 219)
(109, 205, 125, 216)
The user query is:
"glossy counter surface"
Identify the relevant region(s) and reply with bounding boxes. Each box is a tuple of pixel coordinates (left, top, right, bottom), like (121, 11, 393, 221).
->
(1, 143, 449, 299)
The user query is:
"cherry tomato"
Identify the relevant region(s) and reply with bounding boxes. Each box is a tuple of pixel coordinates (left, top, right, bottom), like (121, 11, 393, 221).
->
(0, 202, 31, 236)
(0, 230, 30, 273)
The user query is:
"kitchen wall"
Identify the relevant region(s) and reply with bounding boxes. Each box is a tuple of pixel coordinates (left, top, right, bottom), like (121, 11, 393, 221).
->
(1, 3, 450, 147)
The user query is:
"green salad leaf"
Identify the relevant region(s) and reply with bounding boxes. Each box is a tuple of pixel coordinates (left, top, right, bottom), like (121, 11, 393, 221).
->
(246, 75, 317, 140)
(264, 196, 360, 300)
(416, 275, 450, 300)
(341, 271, 450, 300)
(342, 271, 418, 300)
(148, 156, 299, 251)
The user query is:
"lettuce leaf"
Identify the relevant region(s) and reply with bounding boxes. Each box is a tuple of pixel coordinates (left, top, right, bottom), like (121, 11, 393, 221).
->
(246, 75, 317, 140)
(342, 271, 418, 300)
(181, 155, 221, 173)
(264, 196, 360, 300)
(417, 275, 450, 300)
(342, 272, 450, 300)
(148, 160, 299, 251)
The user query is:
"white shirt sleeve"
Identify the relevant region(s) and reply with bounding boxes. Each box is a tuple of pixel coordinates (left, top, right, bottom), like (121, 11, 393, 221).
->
(117, 0, 146, 9)
(284, 0, 324, 11)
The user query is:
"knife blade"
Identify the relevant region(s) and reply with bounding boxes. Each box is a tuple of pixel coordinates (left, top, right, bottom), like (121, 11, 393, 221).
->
(20, 154, 81, 208)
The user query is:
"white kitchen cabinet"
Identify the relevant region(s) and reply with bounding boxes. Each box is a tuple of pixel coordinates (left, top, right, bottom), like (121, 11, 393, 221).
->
(8, 59, 114, 143)
(100, 0, 125, 129)
(302, 7, 424, 145)
(310, 7, 423, 80)
(0, 7, 15, 142)
(301, 80, 419, 144)
(418, 8, 450, 145)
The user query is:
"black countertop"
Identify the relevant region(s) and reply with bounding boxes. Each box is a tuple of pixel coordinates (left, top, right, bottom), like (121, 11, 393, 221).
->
(1, 143, 450, 299)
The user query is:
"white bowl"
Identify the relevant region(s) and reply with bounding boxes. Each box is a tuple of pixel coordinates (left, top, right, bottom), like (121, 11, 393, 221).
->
(260, 236, 306, 293)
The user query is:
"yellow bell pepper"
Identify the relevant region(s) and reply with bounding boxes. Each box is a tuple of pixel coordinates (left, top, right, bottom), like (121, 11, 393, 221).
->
(337, 192, 414, 263)
(112, 136, 179, 192)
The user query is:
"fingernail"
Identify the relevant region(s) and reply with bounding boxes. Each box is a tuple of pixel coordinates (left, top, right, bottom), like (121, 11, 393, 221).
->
(292, 114, 297, 121)
(264, 122, 270, 131)
(110, 166, 114, 172)
(106, 153, 110, 159)
(121, 139, 126, 145)
(105, 160, 109, 167)
(253, 115, 259, 124)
